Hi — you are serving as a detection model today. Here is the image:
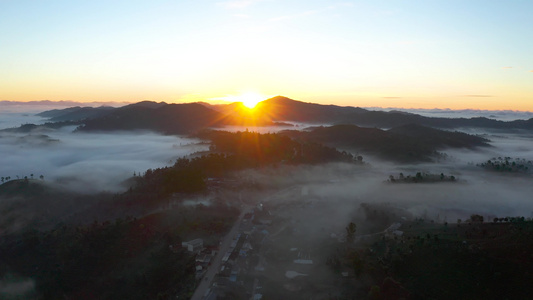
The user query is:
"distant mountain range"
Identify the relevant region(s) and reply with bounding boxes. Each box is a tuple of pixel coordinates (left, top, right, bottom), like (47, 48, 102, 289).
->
(37, 106, 116, 122)
(76, 102, 228, 134)
(31, 96, 533, 134)
(249, 96, 533, 130)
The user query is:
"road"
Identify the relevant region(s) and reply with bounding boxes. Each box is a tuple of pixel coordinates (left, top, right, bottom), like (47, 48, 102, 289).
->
(190, 206, 251, 300)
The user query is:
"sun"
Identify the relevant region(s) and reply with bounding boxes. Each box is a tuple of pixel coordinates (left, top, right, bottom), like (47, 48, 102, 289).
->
(239, 92, 265, 109)
(223, 91, 266, 109)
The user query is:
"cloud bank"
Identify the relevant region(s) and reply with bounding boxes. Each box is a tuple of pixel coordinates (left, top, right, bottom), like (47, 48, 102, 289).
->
(0, 126, 207, 193)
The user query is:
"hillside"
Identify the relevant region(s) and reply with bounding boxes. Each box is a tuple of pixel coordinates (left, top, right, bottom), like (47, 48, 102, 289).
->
(9, 96, 529, 140)
(253, 96, 367, 123)
(77, 102, 230, 134)
(25, 97, 533, 135)
(387, 123, 490, 148)
(252, 96, 533, 130)
(282, 124, 489, 162)
(37, 106, 115, 122)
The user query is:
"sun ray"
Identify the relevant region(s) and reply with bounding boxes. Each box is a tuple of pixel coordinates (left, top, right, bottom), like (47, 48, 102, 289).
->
(240, 92, 263, 109)
(223, 91, 267, 109)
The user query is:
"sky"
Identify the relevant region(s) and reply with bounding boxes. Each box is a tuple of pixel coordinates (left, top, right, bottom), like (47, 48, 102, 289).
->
(1, 0, 532, 110)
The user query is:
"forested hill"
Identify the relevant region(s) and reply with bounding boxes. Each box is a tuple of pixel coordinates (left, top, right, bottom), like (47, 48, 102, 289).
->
(37, 106, 115, 122)
(76, 103, 230, 134)
(253, 96, 533, 130)
(252, 96, 368, 123)
(387, 123, 490, 148)
(32, 97, 533, 134)
(281, 124, 490, 162)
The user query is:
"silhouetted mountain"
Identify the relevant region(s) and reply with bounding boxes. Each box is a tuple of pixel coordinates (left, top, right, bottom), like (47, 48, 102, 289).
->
(37, 106, 84, 118)
(122, 100, 167, 109)
(252, 96, 533, 130)
(28, 97, 533, 135)
(254, 96, 367, 123)
(77, 102, 231, 134)
(282, 124, 489, 162)
(37, 106, 115, 122)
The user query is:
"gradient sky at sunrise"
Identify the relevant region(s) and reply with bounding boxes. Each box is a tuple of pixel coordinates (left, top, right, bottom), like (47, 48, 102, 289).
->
(1, 0, 532, 110)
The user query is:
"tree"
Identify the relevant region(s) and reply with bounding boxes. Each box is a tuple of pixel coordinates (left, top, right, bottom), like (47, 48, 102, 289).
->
(346, 222, 356, 243)
(470, 214, 484, 223)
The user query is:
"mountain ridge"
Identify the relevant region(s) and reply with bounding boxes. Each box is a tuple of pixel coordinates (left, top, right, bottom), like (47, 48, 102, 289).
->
(24, 96, 533, 135)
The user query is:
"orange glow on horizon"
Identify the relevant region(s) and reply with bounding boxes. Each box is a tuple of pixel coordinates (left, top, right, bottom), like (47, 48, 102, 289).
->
(217, 91, 269, 109)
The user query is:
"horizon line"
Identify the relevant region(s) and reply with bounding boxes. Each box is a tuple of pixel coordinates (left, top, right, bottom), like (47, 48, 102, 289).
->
(2, 99, 533, 114)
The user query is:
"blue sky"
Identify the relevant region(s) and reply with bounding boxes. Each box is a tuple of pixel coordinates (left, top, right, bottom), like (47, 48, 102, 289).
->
(1, 0, 532, 110)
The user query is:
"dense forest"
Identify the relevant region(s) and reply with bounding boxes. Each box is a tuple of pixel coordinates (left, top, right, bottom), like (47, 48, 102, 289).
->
(0, 205, 239, 299)
(331, 212, 533, 299)
(120, 130, 358, 208)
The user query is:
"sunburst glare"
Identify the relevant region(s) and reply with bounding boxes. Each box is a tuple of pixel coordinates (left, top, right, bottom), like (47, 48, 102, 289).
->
(224, 92, 267, 109)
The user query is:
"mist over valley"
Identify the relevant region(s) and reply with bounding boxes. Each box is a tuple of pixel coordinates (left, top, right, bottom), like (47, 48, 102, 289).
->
(3, 0, 533, 297)
(1, 99, 533, 299)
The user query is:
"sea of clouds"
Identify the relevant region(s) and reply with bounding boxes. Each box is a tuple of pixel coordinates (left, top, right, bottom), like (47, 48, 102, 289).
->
(0, 102, 207, 193)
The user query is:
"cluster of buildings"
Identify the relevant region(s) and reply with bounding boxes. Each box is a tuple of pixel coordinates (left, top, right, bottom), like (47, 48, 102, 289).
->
(179, 238, 218, 278)
(204, 208, 272, 300)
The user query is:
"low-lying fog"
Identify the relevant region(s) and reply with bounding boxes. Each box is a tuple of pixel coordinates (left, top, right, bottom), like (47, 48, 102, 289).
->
(1, 106, 532, 224)
(0, 125, 207, 193)
(368, 107, 533, 121)
(237, 130, 533, 233)
(0, 112, 49, 129)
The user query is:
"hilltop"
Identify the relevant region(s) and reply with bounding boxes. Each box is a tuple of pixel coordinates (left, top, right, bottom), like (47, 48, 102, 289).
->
(281, 123, 489, 162)
(77, 102, 230, 134)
